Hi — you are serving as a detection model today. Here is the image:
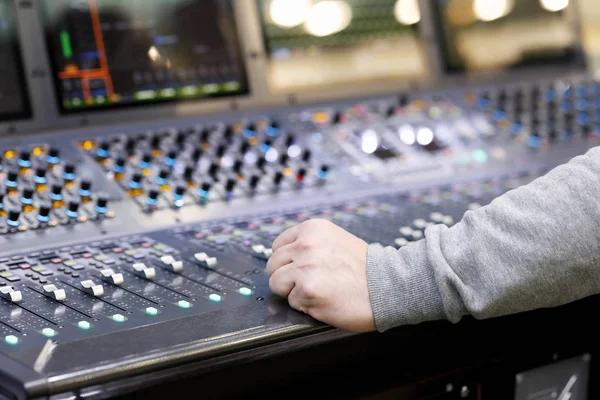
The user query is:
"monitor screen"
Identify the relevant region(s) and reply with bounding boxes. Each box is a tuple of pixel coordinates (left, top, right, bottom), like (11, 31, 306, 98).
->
(432, 0, 583, 73)
(257, 0, 428, 93)
(0, 0, 32, 121)
(40, 0, 249, 113)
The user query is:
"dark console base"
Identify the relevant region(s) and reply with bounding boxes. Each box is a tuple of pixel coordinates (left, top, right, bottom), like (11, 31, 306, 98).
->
(48, 294, 600, 400)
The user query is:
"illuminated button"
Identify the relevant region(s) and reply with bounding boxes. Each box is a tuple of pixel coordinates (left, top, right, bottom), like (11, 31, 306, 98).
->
(5, 335, 18, 345)
(78, 321, 91, 330)
(177, 300, 191, 308)
(42, 328, 56, 338)
(472, 149, 488, 163)
(146, 307, 158, 315)
(112, 314, 126, 322)
(239, 287, 252, 296)
(209, 294, 221, 302)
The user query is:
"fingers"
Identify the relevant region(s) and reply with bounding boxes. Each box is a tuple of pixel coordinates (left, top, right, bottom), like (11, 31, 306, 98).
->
(266, 242, 295, 275)
(271, 224, 300, 252)
(268, 263, 296, 298)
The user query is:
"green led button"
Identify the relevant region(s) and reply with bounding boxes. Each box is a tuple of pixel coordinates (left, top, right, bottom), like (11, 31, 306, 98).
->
(78, 321, 91, 330)
(472, 149, 488, 163)
(112, 314, 126, 322)
(94, 255, 107, 261)
(177, 300, 191, 308)
(125, 249, 136, 256)
(32, 266, 45, 272)
(209, 293, 221, 302)
(5, 335, 18, 345)
(146, 307, 158, 315)
(63, 260, 77, 267)
(239, 287, 252, 296)
(42, 328, 56, 338)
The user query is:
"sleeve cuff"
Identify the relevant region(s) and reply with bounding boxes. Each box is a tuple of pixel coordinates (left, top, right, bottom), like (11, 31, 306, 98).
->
(366, 241, 447, 332)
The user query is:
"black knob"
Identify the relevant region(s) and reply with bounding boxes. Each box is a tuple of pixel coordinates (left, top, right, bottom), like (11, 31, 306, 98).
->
(257, 157, 267, 170)
(67, 200, 79, 213)
(7, 208, 20, 226)
(115, 156, 126, 169)
(48, 147, 60, 158)
(148, 189, 159, 201)
(151, 134, 162, 149)
(264, 139, 272, 148)
(166, 149, 177, 161)
(201, 129, 211, 143)
(297, 168, 307, 181)
(38, 204, 50, 217)
(249, 175, 260, 189)
(80, 180, 92, 192)
(332, 111, 343, 124)
(239, 141, 250, 154)
(216, 144, 227, 158)
(201, 182, 211, 192)
(0, 193, 4, 207)
(279, 154, 289, 166)
(64, 163, 76, 175)
(175, 132, 187, 147)
(225, 179, 236, 193)
(99, 141, 110, 151)
(21, 187, 34, 201)
(246, 123, 256, 133)
(285, 135, 295, 147)
(224, 126, 234, 140)
(19, 150, 30, 162)
(233, 159, 243, 174)
(6, 170, 18, 183)
(273, 171, 284, 185)
(35, 167, 47, 180)
(142, 153, 153, 164)
(208, 163, 220, 176)
(125, 137, 137, 155)
(192, 147, 203, 163)
(96, 196, 108, 209)
(398, 94, 409, 107)
(132, 173, 142, 183)
(51, 184, 62, 197)
(158, 168, 170, 180)
(174, 185, 186, 196)
(302, 149, 312, 162)
(184, 165, 195, 181)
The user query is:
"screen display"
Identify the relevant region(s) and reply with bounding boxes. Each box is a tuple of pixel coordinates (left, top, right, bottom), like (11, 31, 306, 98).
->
(257, 0, 428, 93)
(433, 0, 583, 73)
(0, 0, 31, 121)
(41, 0, 249, 113)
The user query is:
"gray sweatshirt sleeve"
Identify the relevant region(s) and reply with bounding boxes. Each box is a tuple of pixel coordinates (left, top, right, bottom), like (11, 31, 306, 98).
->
(366, 145, 600, 332)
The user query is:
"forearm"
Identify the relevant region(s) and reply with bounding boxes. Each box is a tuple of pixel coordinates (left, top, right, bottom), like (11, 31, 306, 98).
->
(367, 146, 600, 332)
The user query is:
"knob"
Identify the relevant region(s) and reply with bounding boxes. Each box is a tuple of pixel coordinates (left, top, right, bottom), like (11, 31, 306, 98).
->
(34, 167, 47, 184)
(285, 134, 295, 147)
(147, 189, 159, 206)
(256, 156, 267, 170)
(225, 179, 236, 193)
(216, 144, 227, 158)
(114, 157, 126, 173)
(239, 141, 250, 154)
(125, 137, 136, 155)
(200, 129, 211, 143)
(296, 168, 307, 182)
(47, 147, 60, 164)
(6, 209, 20, 227)
(175, 131, 187, 147)
(79, 180, 92, 196)
(63, 163, 76, 180)
(273, 171, 284, 186)
(50, 184, 63, 200)
(156, 168, 170, 185)
(233, 159, 243, 175)
(129, 173, 142, 189)
(0, 193, 4, 209)
(224, 126, 234, 140)
(302, 149, 312, 162)
(191, 147, 203, 163)
(199, 182, 211, 201)
(183, 165, 195, 182)
(151, 134, 162, 149)
(140, 153, 152, 168)
(318, 165, 329, 179)
(95, 196, 108, 214)
(18, 150, 31, 168)
(96, 141, 110, 159)
(37, 203, 51, 222)
(20, 187, 34, 205)
(174, 186, 186, 203)
(165, 150, 177, 166)
(208, 163, 220, 177)
(249, 175, 260, 190)
(279, 154, 289, 166)
(66, 200, 79, 218)
(5, 170, 18, 187)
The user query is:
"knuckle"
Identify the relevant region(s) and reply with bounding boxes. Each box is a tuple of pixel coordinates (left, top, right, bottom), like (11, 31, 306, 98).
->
(293, 238, 313, 252)
(296, 280, 318, 300)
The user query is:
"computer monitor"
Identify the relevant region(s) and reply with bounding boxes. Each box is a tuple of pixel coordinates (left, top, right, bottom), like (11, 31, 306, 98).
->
(256, 0, 428, 94)
(0, 0, 32, 121)
(40, 0, 249, 113)
(431, 0, 584, 74)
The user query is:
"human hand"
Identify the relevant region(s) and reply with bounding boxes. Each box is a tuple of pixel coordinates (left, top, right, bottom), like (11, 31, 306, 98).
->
(266, 219, 376, 333)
